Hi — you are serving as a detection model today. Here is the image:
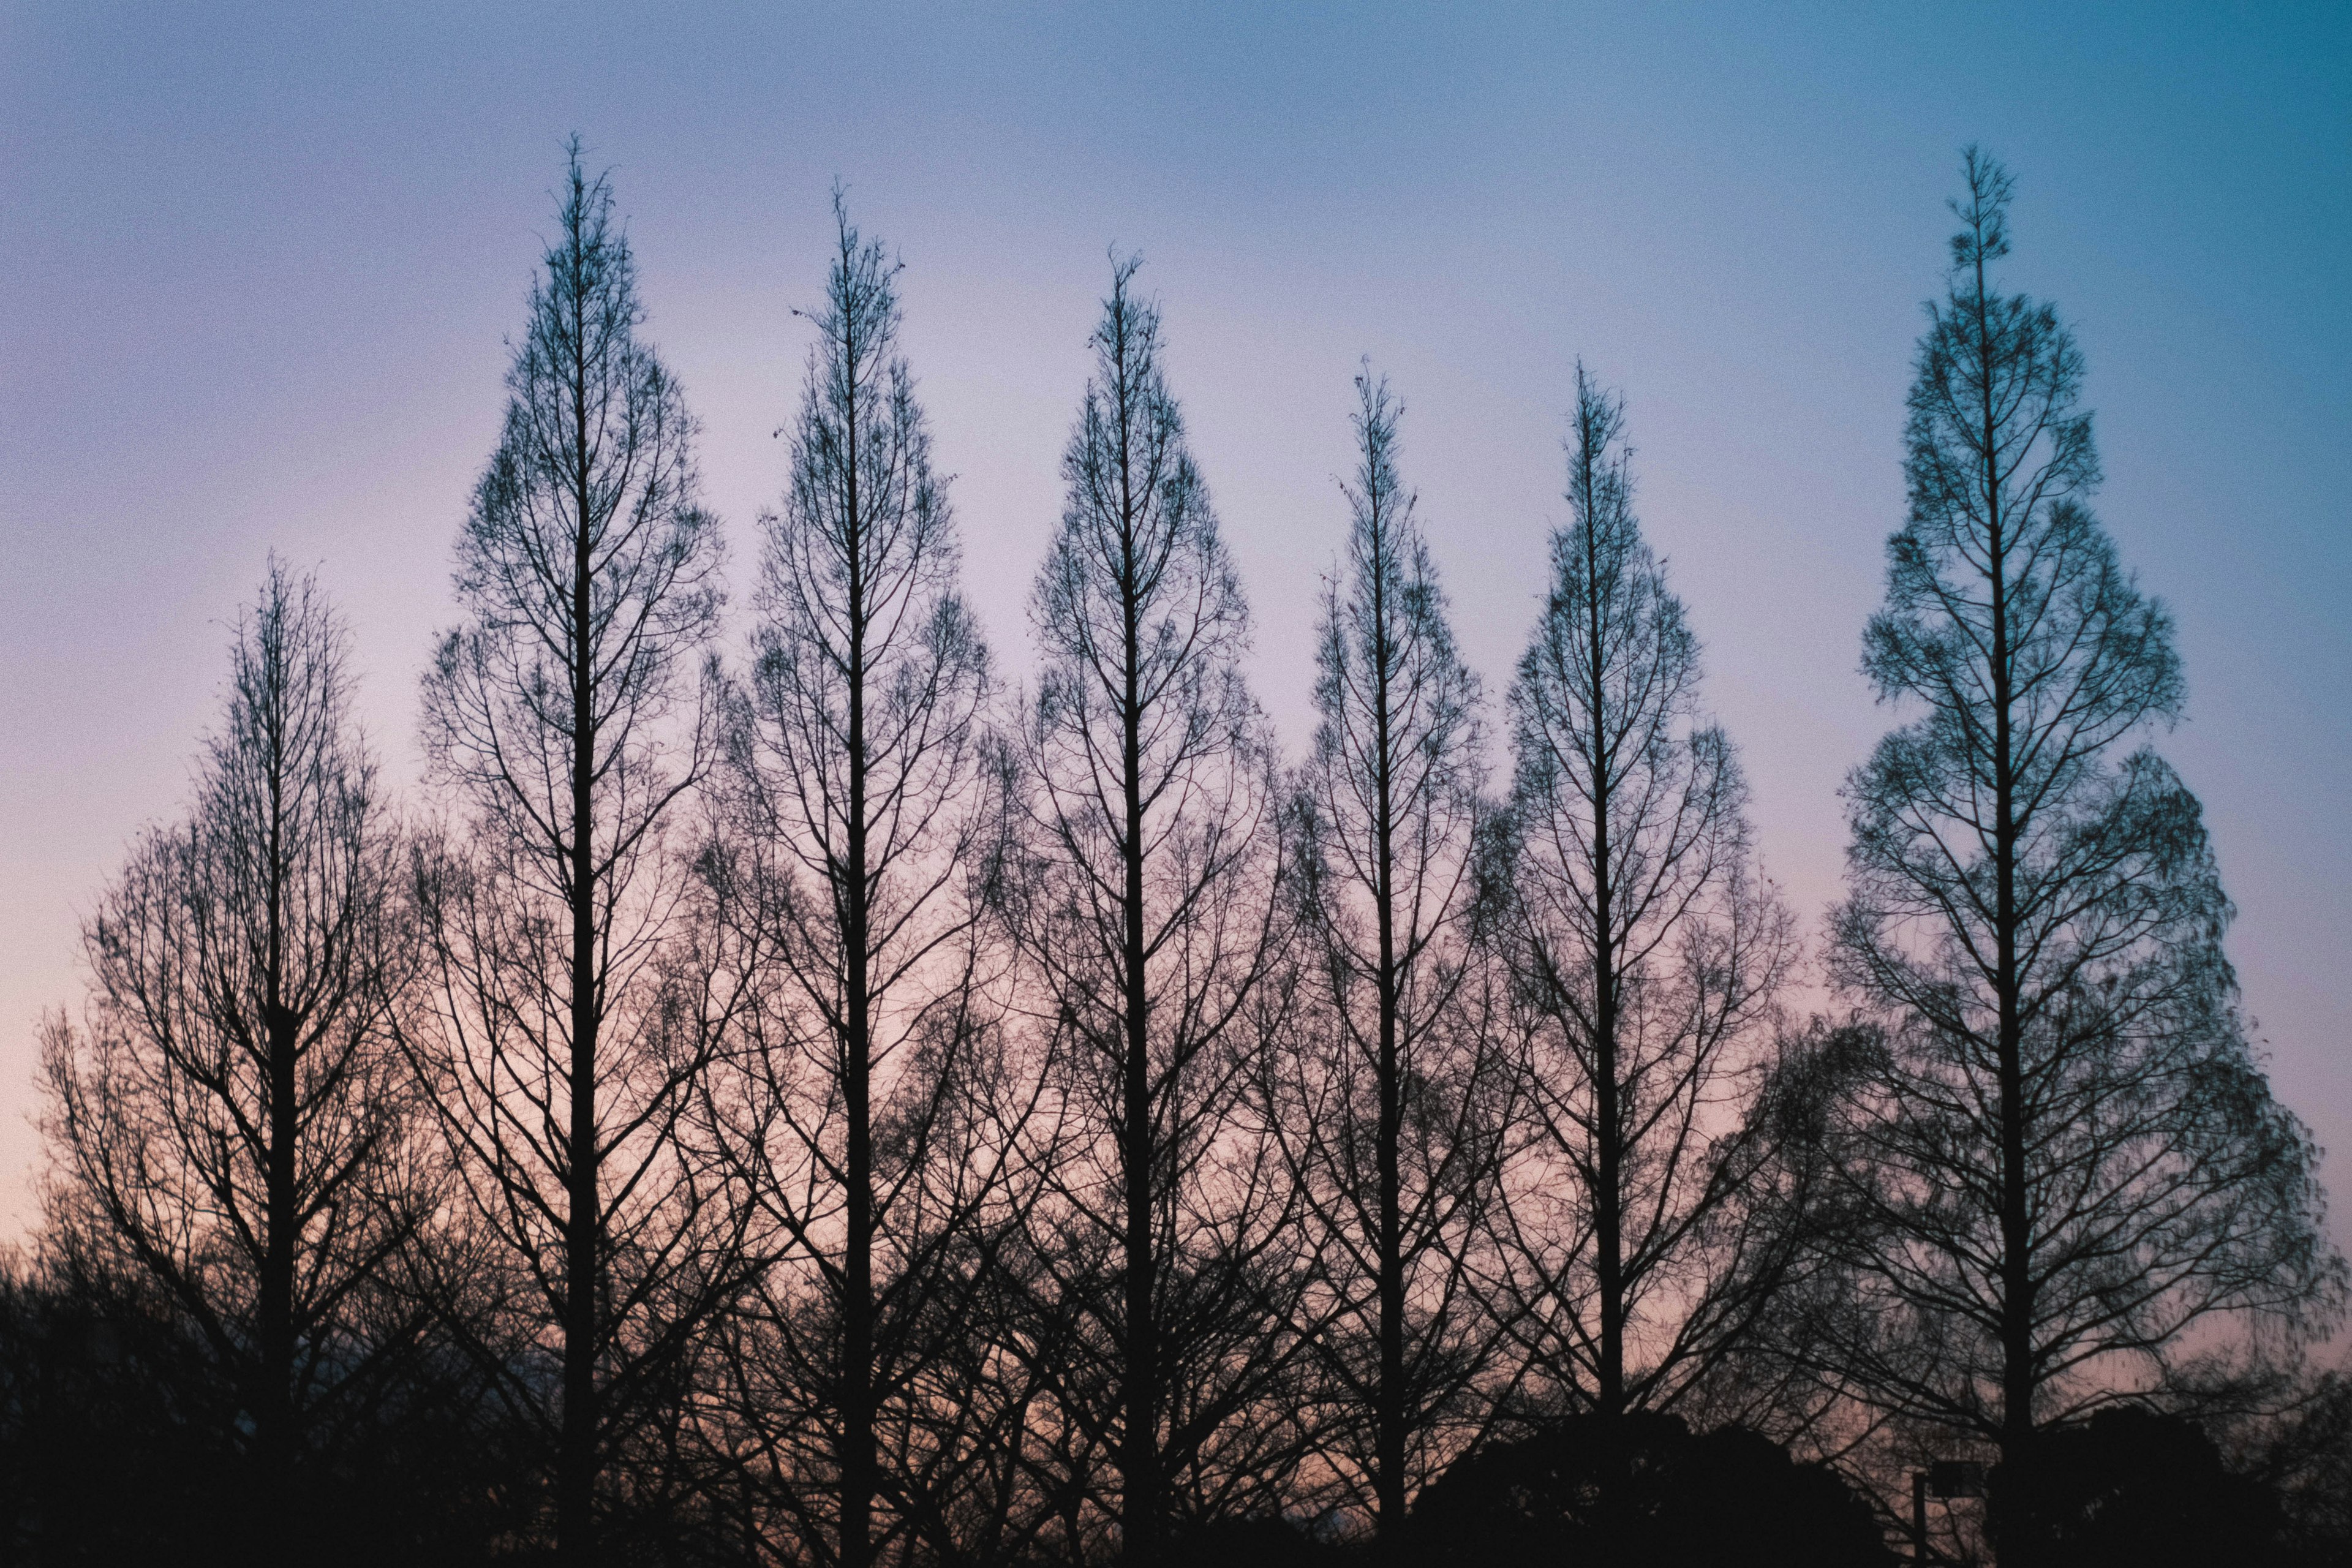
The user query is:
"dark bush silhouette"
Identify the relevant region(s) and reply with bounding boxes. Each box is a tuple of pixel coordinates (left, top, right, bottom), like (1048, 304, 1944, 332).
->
(0, 1256, 536, 1567)
(1406, 1411, 1893, 1567)
(1992, 1406, 2287, 1568)
(1162, 1515, 1352, 1568)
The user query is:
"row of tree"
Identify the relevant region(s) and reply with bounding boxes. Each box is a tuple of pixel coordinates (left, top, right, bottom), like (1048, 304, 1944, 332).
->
(16, 146, 2342, 1567)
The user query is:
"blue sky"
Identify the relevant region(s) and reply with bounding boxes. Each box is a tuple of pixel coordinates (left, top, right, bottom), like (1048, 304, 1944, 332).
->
(3, 1, 2346, 1235)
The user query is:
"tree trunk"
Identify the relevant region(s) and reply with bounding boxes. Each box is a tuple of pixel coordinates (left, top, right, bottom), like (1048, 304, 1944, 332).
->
(1371, 534, 1408, 1540)
(841, 315, 878, 1568)
(258, 680, 302, 1561)
(1583, 491, 1625, 1425)
(1982, 244, 2038, 1556)
(259, 744, 299, 1482)
(262, 994, 300, 1555)
(1118, 370, 1161, 1567)
(559, 285, 601, 1567)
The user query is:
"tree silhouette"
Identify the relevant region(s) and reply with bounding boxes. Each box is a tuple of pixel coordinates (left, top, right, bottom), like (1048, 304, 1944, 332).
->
(1492, 365, 1797, 1426)
(408, 143, 736, 1565)
(1011, 256, 1296, 1565)
(695, 192, 1019, 1567)
(42, 560, 430, 1556)
(1276, 368, 1510, 1537)
(1819, 147, 2339, 1558)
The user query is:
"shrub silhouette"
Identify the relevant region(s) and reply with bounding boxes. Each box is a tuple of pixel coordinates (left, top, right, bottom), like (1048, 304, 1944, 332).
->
(1406, 1411, 1892, 1567)
(1992, 1406, 2285, 1568)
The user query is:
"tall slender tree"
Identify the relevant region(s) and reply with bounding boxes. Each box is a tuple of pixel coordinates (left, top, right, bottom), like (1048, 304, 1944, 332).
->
(1821, 149, 2337, 1546)
(1495, 366, 1795, 1427)
(410, 145, 732, 1565)
(1280, 368, 1508, 1540)
(42, 560, 428, 1554)
(1013, 256, 1294, 1566)
(696, 194, 1012, 1568)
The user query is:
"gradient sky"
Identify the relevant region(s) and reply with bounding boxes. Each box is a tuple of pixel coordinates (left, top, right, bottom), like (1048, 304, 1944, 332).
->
(3, 1, 2346, 1240)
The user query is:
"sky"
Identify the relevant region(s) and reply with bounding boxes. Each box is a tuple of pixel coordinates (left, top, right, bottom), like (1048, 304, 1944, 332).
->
(2, 1, 2346, 1240)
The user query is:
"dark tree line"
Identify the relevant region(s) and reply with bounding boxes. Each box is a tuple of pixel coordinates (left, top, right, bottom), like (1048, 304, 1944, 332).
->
(13, 146, 2345, 1568)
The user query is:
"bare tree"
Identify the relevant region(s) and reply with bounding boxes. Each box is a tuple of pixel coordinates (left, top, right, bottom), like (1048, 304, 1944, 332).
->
(409, 143, 734, 1566)
(693, 193, 1019, 1568)
(1819, 149, 2339, 1542)
(1493, 366, 1796, 1427)
(1010, 256, 1295, 1566)
(1276, 368, 1510, 1540)
(42, 560, 429, 1551)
